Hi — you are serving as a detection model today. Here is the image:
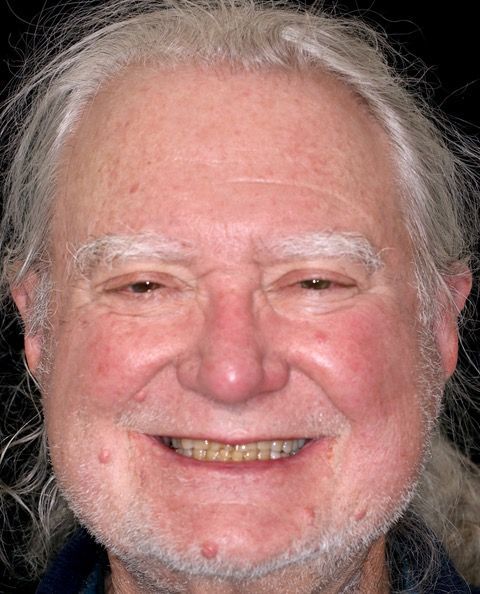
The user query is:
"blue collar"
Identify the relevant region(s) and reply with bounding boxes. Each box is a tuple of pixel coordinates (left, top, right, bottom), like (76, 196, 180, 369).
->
(36, 528, 107, 594)
(36, 527, 479, 593)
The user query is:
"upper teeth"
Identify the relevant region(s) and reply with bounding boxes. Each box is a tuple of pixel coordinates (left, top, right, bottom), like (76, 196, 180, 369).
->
(161, 437, 307, 462)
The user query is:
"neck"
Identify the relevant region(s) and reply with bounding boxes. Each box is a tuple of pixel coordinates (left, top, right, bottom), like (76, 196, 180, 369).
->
(106, 538, 389, 594)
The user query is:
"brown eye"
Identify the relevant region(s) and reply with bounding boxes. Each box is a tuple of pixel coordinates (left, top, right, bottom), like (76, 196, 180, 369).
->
(128, 281, 163, 294)
(299, 279, 331, 290)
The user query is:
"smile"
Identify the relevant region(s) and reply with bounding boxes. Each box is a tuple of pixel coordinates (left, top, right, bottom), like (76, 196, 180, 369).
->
(160, 437, 308, 462)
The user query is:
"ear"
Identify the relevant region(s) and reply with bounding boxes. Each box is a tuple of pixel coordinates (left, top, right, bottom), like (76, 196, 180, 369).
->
(435, 268, 472, 379)
(11, 274, 44, 376)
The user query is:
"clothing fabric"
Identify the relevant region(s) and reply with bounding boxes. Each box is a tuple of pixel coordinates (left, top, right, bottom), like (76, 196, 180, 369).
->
(36, 527, 480, 593)
(36, 528, 107, 594)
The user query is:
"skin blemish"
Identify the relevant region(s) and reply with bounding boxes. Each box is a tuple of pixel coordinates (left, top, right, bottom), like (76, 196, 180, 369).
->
(303, 506, 316, 526)
(354, 508, 367, 522)
(98, 448, 111, 464)
(129, 182, 139, 194)
(133, 390, 147, 403)
(326, 442, 335, 462)
(201, 542, 219, 559)
(314, 331, 327, 342)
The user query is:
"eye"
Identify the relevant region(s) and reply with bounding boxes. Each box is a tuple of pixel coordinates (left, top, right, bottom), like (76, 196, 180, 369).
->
(299, 278, 332, 290)
(127, 280, 164, 294)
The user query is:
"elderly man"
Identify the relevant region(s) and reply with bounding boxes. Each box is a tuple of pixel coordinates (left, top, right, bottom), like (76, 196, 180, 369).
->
(0, 1, 479, 593)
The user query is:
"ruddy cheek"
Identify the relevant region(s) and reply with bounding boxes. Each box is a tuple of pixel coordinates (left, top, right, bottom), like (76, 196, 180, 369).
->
(68, 316, 168, 409)
(320, 312, 418, 423)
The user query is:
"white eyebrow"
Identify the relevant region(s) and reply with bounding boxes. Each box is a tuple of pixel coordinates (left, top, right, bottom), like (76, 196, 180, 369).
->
(263, 231, 383, 273)
(70, 230, 383, 277)
(71, 233, 194, 275)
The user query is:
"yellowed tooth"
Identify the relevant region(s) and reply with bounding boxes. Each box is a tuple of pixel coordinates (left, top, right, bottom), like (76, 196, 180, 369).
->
(193, 449, 207, 460)
(219, 447, 232, 461)
(257, 449, 271, 460)
(169, 437, 306, 462)
(206, 449, 219, 461)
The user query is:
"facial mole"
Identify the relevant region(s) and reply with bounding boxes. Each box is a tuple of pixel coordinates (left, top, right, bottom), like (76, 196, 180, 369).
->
(354, 508, 367, 522)
(133, 390, 147, 403)
(98, 448, 111, 464)
(201, 542, 219, 559)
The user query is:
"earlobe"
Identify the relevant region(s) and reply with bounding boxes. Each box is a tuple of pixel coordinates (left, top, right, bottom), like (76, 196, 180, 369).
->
(436, 269, 472, 379)
(11, 275, 44, 376)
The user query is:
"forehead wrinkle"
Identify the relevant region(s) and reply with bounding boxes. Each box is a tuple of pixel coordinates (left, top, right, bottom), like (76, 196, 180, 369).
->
(69, 233, 196, 277)
(227, 177, 328, 193)
(261, 231, 383, 274)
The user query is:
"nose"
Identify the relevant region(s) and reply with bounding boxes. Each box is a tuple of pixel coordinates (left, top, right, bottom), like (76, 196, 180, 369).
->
(176, 291, 289, 404)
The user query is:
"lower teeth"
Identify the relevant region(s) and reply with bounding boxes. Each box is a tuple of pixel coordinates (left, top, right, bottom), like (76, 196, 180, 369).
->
(161, 438, 307, 462)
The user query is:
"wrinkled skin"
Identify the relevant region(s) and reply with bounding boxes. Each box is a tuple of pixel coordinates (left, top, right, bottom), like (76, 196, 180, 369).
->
(14, 66, 469, 593)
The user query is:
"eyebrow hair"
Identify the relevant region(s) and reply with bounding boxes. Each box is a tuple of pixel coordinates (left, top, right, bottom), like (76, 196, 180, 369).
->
(263, 231, 383, 273)
(71, 233, 194, 276)
(70, 230, 383, 277)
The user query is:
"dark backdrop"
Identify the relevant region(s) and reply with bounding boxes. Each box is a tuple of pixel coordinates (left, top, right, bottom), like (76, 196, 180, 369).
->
(1, 1, 479, 592)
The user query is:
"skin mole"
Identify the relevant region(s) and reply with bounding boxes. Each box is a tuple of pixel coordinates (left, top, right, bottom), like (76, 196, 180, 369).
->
(98, 448, 112, 464)
(201, 542, 219, 559)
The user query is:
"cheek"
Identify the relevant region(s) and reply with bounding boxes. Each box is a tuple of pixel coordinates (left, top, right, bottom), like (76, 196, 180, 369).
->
(292, 305, 430, 508)
(288, 302, 429, 467)
(312, 307, 424, 423)
(45, 310, 186, 415)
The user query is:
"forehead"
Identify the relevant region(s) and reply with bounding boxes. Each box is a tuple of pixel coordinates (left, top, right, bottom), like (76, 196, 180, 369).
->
(55, 64, 409, 260)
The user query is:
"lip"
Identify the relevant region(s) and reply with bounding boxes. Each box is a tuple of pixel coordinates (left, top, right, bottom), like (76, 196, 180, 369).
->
(137, 432, 333, 473)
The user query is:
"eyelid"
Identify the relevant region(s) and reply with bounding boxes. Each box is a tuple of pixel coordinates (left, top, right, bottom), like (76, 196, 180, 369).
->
(94, 270, 191, 294)
(265, 267, 358, 291)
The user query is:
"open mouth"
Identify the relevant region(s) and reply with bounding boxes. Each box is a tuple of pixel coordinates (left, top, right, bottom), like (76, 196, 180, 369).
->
(160, 437, 308, 462)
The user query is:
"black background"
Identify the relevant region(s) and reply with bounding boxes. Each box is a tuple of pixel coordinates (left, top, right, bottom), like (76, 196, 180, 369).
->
(1, 1, 479, 592)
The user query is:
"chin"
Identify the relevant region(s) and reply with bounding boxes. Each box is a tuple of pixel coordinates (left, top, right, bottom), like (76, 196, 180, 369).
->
(64, 483, 411, 590)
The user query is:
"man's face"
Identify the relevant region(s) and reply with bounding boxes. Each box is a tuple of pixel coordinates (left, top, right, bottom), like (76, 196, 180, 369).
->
(30, 66, 447, 583)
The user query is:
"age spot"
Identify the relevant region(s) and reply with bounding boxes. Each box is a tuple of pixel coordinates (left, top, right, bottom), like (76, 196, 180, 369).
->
(201, 542, 218, 559)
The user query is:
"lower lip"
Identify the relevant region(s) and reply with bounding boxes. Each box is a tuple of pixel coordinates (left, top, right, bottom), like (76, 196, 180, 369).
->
(140, 434, 331, 473)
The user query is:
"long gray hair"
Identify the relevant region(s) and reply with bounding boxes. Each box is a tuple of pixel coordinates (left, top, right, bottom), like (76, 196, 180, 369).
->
(1, 0, 479, 589)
